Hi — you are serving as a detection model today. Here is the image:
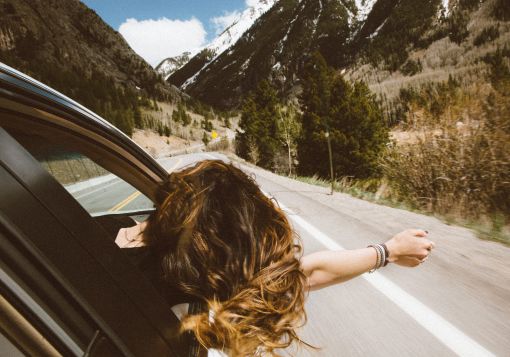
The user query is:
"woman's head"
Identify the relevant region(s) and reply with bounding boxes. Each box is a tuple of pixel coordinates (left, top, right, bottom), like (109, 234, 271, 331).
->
(145, 160, 307, 355)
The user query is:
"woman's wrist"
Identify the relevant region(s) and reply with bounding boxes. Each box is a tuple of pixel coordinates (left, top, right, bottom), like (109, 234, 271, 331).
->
(384, 239, 398, 263)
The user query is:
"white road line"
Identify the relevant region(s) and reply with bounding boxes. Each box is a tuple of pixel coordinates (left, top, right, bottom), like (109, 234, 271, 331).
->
(270, 195, 495, 357)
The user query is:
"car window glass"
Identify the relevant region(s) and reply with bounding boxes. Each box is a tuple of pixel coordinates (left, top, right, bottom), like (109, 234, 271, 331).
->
(5, 130, 153, 216)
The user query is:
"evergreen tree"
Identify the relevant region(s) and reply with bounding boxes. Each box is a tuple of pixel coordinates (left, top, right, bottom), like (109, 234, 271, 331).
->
(297, 52, 333, 176)
(164, 125, 171, 137)
(202, 131, 210, 146)
(236, 80, 280, 169)
(328, 78, 389, 178)
(172, 109, 180, 123)
(201, 112, 214, 132)
(134, 106, 143, 128)
(297, 52, 389, 179)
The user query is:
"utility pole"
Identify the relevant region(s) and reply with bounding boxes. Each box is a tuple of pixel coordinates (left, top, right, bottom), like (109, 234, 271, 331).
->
(325, 129, 334, 195)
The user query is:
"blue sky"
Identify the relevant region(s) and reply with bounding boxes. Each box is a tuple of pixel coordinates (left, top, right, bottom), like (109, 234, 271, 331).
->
(82, 0, 251, 66)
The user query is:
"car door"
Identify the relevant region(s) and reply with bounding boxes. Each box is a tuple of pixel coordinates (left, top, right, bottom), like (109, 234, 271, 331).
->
(0, 64, 189, 356)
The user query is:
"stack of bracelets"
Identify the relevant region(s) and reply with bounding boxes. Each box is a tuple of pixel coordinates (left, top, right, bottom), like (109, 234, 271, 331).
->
(367, 243, 390, 273)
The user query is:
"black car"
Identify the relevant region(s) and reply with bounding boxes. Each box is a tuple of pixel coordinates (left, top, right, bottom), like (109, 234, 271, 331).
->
(0, 62, 194, 356)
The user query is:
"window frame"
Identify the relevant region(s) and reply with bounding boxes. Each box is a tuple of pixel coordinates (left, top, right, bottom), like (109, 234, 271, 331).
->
(0, 64, 189, 356)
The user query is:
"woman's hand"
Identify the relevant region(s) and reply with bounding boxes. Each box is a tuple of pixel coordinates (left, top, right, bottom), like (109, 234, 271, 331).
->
(115, 221, 148, 248)
(385, 229, 435, 267)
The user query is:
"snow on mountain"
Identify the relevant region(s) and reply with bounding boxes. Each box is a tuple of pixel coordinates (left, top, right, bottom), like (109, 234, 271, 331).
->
(208, 0, 277, 57)
(156, 52, 191, 80)
(442, 0, 450, 17)
(181, 0, 277, 88)
(355, 0, 376, 22)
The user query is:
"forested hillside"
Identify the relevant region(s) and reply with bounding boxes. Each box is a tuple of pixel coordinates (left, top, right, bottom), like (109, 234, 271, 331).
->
(0, 0, 176, 136)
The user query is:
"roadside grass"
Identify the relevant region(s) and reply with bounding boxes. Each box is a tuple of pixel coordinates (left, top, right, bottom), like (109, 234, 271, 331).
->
(289, 174, 510, 246)
(226, 153, 510, 245)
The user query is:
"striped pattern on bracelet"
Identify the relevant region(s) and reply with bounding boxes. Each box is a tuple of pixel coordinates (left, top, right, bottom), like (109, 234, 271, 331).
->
(368, 244, 387, 273)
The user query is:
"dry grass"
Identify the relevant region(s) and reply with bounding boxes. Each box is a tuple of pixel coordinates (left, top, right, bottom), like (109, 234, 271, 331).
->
(379, 79, 510, 243)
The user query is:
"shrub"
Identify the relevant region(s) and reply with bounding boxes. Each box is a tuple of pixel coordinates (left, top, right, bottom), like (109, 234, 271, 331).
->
(400, 59, 423, 76)
(473, 26, 500, 47)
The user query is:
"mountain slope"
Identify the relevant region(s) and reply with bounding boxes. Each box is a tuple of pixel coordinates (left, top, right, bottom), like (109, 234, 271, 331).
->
(0, 0, 191, 136)
(0, 0, 174, 101)
(170, 0, 356, 108)
(168, 0, 277, 90)
(170, 0, 508, 110)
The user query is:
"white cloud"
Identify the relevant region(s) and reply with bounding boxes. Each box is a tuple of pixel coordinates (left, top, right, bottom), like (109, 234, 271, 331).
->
(210, 10, 241, 35)
(118, 17, 207, 67)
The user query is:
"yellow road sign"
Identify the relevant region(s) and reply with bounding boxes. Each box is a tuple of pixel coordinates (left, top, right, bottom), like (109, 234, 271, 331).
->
(211, 130, 218, 139)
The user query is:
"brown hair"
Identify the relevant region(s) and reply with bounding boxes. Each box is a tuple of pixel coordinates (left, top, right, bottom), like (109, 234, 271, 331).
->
(144, 160, 308, 355)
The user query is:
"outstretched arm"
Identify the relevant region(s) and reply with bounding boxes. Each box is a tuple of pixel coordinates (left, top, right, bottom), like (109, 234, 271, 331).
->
(300, 229, 435, 291)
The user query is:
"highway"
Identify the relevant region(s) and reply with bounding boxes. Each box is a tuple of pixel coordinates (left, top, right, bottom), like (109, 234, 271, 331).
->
(74, 152, 510, 356)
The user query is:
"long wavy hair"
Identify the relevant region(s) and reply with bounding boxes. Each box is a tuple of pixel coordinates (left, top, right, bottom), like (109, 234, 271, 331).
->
(143, 160, 308, 355)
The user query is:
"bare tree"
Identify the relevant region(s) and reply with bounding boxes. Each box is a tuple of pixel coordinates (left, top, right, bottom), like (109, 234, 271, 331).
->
(277, 103, 301, 176)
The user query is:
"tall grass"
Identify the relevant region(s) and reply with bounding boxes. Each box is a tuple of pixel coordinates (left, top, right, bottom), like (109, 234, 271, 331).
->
(380, 80, 510, 243)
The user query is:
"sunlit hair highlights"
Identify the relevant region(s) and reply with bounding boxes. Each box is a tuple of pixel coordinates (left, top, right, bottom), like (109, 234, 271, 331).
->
(144, 160, 308, 355)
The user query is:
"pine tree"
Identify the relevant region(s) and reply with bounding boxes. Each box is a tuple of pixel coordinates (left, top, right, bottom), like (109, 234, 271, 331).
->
(164, 125, 171, 137)
(297, 52, 389, 179)
(202, 131, 210, 146)
(328, 79, 389, 178)
(297, 52, 333, 177)
(134, 106, 143, 128)
(236, 80, 280, 169)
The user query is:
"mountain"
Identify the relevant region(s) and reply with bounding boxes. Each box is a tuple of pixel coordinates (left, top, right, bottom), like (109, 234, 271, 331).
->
(0, 0, 187, 136)
(169, 0, 508, 109)
(156, 51, 191, 80)
(168, 0, 278, 90)
(0, 0, 176, 102)
(168, 0, 361, 108)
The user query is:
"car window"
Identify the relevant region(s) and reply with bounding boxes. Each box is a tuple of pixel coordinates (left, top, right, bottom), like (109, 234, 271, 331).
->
(4, 130, 154, 216)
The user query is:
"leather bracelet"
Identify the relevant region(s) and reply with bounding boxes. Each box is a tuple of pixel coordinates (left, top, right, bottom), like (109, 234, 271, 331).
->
(381, 243, 390, 266)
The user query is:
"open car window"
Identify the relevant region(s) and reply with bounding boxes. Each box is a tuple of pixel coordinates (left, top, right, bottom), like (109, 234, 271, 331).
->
(4, 129, 154, 217)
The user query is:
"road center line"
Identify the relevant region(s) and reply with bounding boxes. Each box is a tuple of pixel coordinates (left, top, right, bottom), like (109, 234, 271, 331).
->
(109, 191, 141, 212)
(108, 158, 183, 212)
(271, 195, 494, 357)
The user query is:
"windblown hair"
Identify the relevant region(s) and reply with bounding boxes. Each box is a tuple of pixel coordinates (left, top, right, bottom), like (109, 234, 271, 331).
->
(144, 160, 308, 356)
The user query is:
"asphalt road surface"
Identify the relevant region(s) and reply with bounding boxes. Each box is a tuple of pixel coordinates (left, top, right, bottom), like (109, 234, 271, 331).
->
(74, 152, 510, 356)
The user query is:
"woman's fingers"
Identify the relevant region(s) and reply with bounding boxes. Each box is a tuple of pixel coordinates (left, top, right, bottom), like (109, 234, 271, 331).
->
(395, 256, 422, 267)
(409, 229, 428, 237)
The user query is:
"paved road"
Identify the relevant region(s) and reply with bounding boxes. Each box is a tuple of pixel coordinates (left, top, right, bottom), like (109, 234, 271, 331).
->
(74, 152, 510, 356)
